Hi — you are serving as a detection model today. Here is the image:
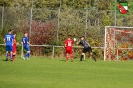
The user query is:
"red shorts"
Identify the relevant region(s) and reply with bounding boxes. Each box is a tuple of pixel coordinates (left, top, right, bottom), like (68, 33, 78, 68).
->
(66, 49, 72, 54)
(13, 44, 17, 53)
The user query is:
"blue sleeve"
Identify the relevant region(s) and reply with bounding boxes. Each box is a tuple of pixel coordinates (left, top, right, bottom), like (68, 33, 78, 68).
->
(4, 35, 6, 39)
(26, 38, 28, 43)
(27, 38, 29, 42)
(21, 37, 23, 42)
(12, 35, 14, 39)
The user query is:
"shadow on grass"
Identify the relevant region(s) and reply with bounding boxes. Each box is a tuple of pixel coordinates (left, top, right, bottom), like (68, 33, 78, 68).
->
(59, 59, 66, 62)
(1, 59, 12, 62)
(2, 59, 7, 61)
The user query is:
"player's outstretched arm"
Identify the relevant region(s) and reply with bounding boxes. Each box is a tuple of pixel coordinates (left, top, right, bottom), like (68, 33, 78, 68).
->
(64, 44, 66, 49)
(28, 42, 32, 46)
(76, 40, 81, 45)
(21, 42, 23, 45)
(14, 39, 17, 44)
(3, 39, 6, 45)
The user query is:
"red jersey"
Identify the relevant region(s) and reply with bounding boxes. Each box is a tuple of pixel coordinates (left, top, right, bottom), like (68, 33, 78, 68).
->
(65, 39, 74, 50)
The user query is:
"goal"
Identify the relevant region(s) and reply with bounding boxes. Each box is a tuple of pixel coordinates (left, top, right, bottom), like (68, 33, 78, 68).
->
(104, 26, 133, 61)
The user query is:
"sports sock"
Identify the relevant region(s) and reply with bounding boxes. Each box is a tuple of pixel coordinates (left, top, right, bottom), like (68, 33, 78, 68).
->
(70, 56, 73, 62)
(70, 55, 74, 59)
(6, 53, 8, 58)
(10, 54, 13, 60)
(6, 53, 8, 61)
(80, 55, 84, 61)
(24, 52, 29, 58)
(27, 53, 30, 58)
(66, 56, 69, 61)
(8, 54, 10, 56)
(12, 55, 15, 60)
(93, 56, 96, 62)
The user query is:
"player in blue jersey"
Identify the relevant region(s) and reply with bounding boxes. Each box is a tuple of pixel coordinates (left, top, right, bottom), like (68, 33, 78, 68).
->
(4, 29, 14, 61)
(21, 33, 31, 60)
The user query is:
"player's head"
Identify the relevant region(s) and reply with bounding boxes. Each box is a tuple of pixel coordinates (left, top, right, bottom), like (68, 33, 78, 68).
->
(24, 32, 28, 37)
(68, 35, 71, 39)
(8, 29, 12, 34)
(80, 36, 85, 40)
(13, 31, 16, 37)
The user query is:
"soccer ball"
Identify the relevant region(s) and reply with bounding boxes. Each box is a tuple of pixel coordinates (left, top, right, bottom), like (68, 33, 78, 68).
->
(74, 38, 77, 42)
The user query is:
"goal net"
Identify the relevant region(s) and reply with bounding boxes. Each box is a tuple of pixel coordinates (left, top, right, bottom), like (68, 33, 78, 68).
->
(104, 26, 133, 61)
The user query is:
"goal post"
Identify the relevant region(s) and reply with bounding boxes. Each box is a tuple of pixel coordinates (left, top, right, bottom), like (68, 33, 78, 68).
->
(104, 26, 133, 61)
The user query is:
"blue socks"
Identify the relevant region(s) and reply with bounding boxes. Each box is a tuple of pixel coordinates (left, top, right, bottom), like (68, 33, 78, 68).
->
(6, 53, 8, 58)
(6, 53, 13, 60)
(24, 52, 30, 58)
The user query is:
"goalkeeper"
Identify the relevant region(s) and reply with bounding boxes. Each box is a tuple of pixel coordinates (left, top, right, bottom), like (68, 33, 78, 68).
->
(77, 36, 96, 62)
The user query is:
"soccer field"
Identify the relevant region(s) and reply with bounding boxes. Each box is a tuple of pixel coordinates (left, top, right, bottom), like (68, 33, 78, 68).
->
(0, 56, 133, 88)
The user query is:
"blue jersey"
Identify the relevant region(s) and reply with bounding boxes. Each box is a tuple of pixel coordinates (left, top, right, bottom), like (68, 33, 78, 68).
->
(4, 34, 14, 46)
(22, 36, 29, 47)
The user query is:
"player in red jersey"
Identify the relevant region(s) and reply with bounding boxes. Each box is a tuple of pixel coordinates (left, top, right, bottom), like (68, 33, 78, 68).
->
(12, 32, 17, 61)
(65, 35, 74, 62)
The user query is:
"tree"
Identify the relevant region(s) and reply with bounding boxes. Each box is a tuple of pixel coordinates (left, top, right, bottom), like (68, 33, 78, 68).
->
(0, 0, 15, 7)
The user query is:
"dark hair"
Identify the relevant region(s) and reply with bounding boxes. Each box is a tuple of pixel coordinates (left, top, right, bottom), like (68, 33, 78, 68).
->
(80, 36, 85, 38)
(13, 31, 16, 35)
(68, 35, 71, 38)
(8, 29, 12, 33)
(24, 32, 28, 34)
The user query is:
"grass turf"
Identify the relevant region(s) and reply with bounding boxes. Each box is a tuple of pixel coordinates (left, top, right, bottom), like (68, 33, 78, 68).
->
(0, 56, 133, 88)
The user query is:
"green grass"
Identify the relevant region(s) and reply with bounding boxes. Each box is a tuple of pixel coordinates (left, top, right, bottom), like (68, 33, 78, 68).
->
(0, 56, 133, 88)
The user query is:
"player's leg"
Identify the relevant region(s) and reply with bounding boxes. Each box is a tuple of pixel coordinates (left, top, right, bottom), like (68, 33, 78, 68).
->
(88, 47, 96, 62)
(6, 51, 9, 60)
(12, 51, 16, 61)
(9, 45, 13, 61)
(23, 46, 30, 60)
(8, 53, 10, 56)
(23, 46, 29, 59)
(23, 47, 26, 60)
(90, 52, 96, 62)
(65, 49, 69, 62)
(13, 44, 17, 61)
(5, 45, 9, 61)
(10, 51, 13, 61)
(80, 53, 85, 61)
(70, 54, 74, 62)
(27, 51, 30, 60)
(80, 48, 86, 61)
(66, 53, 69, 62)
(69, 49, 74, 62)
(23, 51, 29, 60)
(27, 46, 30, 60)
(12, 46, 15, 61)
(6, 45, 10, 61)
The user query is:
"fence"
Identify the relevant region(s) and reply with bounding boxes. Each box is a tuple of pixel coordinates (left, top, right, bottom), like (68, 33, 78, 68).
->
(1, 7, 133, 59)
(0, 44, 104, 59)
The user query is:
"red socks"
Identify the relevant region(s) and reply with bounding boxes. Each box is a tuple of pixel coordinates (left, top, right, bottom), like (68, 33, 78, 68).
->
(12, 55, 15, 61)
(66, 57, 68, 61)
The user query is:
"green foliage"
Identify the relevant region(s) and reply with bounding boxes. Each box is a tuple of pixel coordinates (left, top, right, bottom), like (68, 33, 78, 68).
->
(34, 0, 59, 8)
(0, 0, 15, 7)
(103, 15, 111, 26)
(98, 0, 114, 10)
(0, 0, 114, 10)
(0, 29, 8, 55)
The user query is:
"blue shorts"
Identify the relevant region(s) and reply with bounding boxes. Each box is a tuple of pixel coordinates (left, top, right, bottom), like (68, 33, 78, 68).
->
(24, 45, 30, 51)
(6, 45, 13, 51)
